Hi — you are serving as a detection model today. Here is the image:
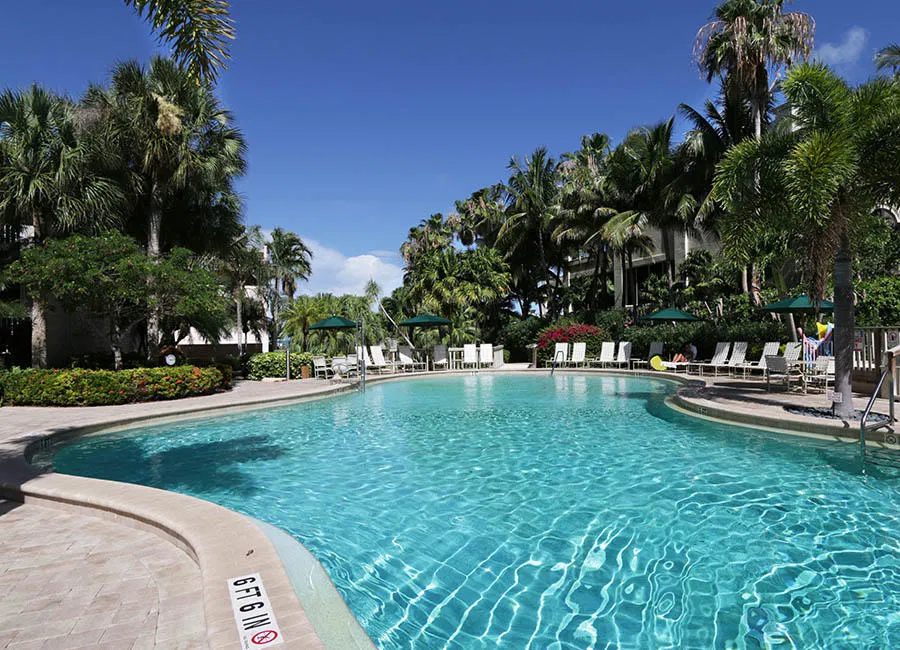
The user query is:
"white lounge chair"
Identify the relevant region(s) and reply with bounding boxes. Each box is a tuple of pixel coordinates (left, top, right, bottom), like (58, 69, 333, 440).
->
(590, 341, 616, 368)
(313, 355, 333, 379)
(462, 344, 479, 369)
(397, 346, 426, 372)
(432, 345, 449, 371)
(783, 341, 802, 362)
(766, 355, 802, 392)
(805, 356, 835, 393)
(568, 342, 587, 367)
(689, 342, 730, 375)
(357, 346, 372, 372)
(610, 342, 632, 369)
(632, 342, 663, 369)
(546, 342, 569, 367)
(697, 341, 746, 376)
(479, 343, 494, 368)
(734, 341, 780, 378)
(368, 346, 393, 374)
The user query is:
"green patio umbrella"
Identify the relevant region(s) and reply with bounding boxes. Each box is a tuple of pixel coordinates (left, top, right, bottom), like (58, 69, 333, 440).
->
(398, 314, 453, 328)
(309, 315, 357, 330)
(761, 294, 834, 314)
(641, 307, 700, 322)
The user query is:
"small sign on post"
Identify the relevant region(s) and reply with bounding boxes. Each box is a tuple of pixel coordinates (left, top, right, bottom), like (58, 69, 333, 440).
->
(853, 330, 865, 353)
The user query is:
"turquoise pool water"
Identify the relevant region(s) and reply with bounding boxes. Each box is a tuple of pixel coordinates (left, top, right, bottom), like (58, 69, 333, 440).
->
(53, 375, 900, 649)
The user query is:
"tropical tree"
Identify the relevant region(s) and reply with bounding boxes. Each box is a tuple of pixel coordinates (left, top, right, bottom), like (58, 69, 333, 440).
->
(0, 86, 120, 367)
(499, 147, 561, 316)
(84, 56, 247, 355)
(714, 63, 900, 417)
(220, 230, 269, 356)
(125, 0, 235, 84)
(875, 44, 900, 75)
(400, 213, 454, 277)
(554, 134, 617, 309)
(602, 211, 655, 311)
(268, 227, 312, 301)
(693, 0, 815, 140)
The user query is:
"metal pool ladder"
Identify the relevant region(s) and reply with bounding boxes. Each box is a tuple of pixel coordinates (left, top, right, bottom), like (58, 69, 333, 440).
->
(860, 343, 899, 465)
(550, 350, 565, 377)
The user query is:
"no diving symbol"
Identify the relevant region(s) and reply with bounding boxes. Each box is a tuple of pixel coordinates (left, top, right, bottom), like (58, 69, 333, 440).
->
(251, 630, 279, 645)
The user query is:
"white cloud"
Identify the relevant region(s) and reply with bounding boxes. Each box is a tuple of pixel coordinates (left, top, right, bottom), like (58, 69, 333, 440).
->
(298, 239, 404, 297)
(817, 26, 868, 67)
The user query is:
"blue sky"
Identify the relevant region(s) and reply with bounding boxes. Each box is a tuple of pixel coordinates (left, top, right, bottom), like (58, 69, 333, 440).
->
(2, 1, 898, 295)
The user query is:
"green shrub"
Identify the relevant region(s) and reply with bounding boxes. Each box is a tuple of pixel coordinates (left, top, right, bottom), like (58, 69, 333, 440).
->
(498, 317, 547, 362)
(0, 366, 225, 406)
(246, 351, 314, 379)
(857, 276, 900, 326)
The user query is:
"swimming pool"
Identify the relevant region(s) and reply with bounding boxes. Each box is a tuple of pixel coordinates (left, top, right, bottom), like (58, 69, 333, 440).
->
(53, 375, 900, 649)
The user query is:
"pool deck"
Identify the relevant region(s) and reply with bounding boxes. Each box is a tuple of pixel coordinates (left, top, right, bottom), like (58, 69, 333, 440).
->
(0, 369, 896, 649)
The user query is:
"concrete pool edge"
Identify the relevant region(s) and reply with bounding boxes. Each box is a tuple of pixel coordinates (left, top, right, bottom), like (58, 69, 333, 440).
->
(0, 380, 364, 649)
(250, 517, 377, 650)
(0, 369, 884, 649)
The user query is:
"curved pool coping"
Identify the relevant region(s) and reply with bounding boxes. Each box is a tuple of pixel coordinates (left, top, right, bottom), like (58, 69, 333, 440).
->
(0, 368, 888, 649)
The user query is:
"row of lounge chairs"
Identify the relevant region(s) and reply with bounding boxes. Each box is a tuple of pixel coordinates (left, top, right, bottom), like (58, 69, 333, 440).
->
(545, 340, 835, 392)
(312, 343, 496, 378)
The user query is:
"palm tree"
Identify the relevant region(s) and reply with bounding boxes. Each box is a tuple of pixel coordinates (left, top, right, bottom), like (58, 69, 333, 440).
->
(280, 294, 330, 352)
(220, 232, 269, 356)
(554, 133, 616, 309)
(84, 56, 247, 356)
(875, 44, 900, 75)
(268, 228, 312, 301)
(0, 86, 120, 367)
(714, 63, 900, 417)
(125, 0, 235, 84)
(693, 0, 814, 140)
(602, 211, 655, 312)
(500, 147, 561, 316)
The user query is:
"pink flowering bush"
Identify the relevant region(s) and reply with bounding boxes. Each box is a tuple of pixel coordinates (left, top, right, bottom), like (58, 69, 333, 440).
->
(535, 323, 606, 363)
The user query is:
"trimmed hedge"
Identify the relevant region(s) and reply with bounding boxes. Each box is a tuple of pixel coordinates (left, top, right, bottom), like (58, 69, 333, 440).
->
(246, 351, 314, 380)
(0, 366, 225, 407)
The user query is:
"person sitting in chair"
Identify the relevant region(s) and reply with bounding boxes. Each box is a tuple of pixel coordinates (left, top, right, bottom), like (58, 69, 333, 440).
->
(671, 343, 697, 363)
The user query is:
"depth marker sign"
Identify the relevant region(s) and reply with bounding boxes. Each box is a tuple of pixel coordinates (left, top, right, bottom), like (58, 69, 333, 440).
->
(228, 573, 284, 648)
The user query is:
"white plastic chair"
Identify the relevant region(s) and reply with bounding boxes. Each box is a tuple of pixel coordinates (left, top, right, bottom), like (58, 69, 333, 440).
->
(632, 342, 663, 369)
(611, 342, 632, 369)
(547, 342, 569, 367)
(479, 343, 494, 368)
(368, 346, 393, 374)
(734, 341, 780, 378)
(689, 342, 730, 375)
(590, 341, 616, 367)
(432, 345, 449, 370)
(568, 342, 586, 367)
(462, 344, 478, 368)
(398, 346, 426, 372)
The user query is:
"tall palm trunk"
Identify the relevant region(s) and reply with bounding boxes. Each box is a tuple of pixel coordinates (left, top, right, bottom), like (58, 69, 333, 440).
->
(234, 293, 244, 356)
(146, 182, 163, 361)
(832, 229, 854, 419)
(30, 211, 48, 368)
(588, 250, 602, 310)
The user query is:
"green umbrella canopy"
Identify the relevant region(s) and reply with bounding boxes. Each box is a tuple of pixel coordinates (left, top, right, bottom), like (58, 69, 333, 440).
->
(641, 307, 700, 322)
(309, 315, 357, 330)
(761, 295, 834, 314)
(398, 314, 453, 327)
